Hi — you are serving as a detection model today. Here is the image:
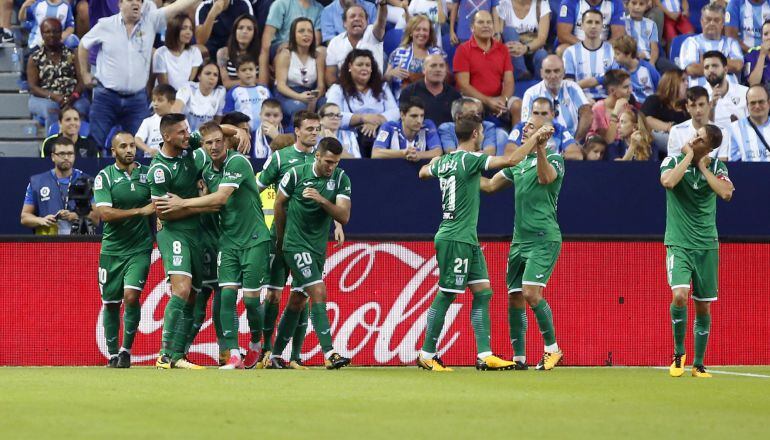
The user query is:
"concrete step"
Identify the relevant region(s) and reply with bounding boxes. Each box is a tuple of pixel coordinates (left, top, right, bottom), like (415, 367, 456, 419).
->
(0, 119, 42, 139)
(0, 140, 41, 157)
(0, 72, 20, 91)
(0, 93, 30, 118)
(0, 45, 23, 72)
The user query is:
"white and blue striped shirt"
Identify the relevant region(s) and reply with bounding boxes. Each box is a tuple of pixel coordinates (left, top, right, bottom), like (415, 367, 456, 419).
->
(563, 41, 614, 100)
(677, 34, 744, 86)
(729, 117, 770, 161)
(660, 0, 682, 13)
(26, 0, 75, 48)
(623, 15, 659, 60)
(609, 60, 660, 104)
(521, 80, 591, 136)
(557, 0, 624, 42)
(726, 0, 770, 49)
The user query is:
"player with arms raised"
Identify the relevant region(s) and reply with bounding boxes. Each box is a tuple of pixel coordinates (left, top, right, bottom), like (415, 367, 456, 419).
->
(660, 124, 734, 378)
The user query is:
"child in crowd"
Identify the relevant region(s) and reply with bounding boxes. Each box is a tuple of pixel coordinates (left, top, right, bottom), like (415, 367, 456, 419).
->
(624, 0, 660, 64)
(224, 55, 271, 133)
(19, 0, 79, 49)
(173, 61, 227, 131)
(653, 0, 693, 44)
(608, 108, 654, 160)
(252, 98, 284, 159)
(135, 84, 176, 157)
(610, 35, 660, 105)
(563, 135, 608, 160)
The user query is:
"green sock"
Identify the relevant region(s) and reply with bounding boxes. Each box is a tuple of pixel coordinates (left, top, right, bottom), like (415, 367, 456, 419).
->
(262, 301, 280, 351)
(161, 295, 186, 356)
(670, 304, 687, 355)
(243, 296, 263, 345)
(219, 288, 239, 351)
(532, 299, 557, 347)
(122, 303, 141, 350)
(421, 292, 456, 353)
(508, 305, 527, 358)
(290, 302, 309, 361)
(272, 307, 302, 356)
(471, 289, 492, 354)
(693, 313, 711, 367)
(102, 306, 120, 355)
(310, 302, 334, 353)
(211, 288, 224, 349)
(186, 289, 211, 352)
(172, 300, 195, 360)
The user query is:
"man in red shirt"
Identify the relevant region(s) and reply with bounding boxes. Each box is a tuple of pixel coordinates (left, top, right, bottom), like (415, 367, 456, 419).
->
(453, 10, 517, 127)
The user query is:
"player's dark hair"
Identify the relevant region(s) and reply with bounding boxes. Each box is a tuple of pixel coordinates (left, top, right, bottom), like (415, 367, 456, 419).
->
(236, 54, 258, 69)
(342, 4, 368, 23)
(399, 96, 425, 115)
(293, 110, 320, 130)
(152, 83, 177, 102)
(532, 97, 554, 111)
(110, 131, 134, 147)
(455, 113, 483, 143)
(703, 124, 723, 150)
(221, 111, 250, 126)
(604, 69, 631, 90)
(686, 86, 709, 104)
(160, 113, 187, 134)
(199, 121, 223, 138)
(702, 50, 727, 67)
(318, 136, 343, 155)
(51, 135, 75, 153)
(582, 8, 603, 22)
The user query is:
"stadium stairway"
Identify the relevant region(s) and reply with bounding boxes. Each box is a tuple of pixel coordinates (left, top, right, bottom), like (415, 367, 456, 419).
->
(0, 38, 44, 158)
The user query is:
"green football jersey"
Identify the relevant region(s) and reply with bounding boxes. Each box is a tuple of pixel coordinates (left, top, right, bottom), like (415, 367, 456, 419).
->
(94, 163, 153, 256)
(257, 145, 315, 237)
(661, 155, 729, 249)
(428, 150, 490, 245)
(148, 147, 207, 232)
(199, 158, 222, 248)
(501, 151, 564, 243)
(278, 162, 351, 254)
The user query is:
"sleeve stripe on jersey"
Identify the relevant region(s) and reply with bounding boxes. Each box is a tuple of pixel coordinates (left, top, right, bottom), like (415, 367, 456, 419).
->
(150, 195, 166, 200)
(279, 187, 289, 197)
(256, 180, 267, 190)
(461, 152, 467, 171)
(336, 170, 344, 188)
(95, 202, 113, 207)
(336, 194, 351, 200)
(484, 156, 491, 171)
(499, 170, 513, 182)
(98, 170, 111, 187)
(219, 183, 239, 188)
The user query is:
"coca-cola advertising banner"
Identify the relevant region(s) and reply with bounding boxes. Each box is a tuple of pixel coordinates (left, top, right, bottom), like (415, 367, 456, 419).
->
(1, 241, 768, 366)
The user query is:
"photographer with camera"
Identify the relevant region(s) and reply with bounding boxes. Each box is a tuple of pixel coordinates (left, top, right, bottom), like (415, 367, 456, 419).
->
(20, 136, 100, 235)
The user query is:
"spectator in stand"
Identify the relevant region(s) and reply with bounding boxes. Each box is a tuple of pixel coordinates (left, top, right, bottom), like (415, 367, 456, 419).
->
(259, 0, 323, 85)
(321, 0, 377, 44)
(587, 69, 632, 143)
(0, 0, 14, 43)
(224, 55, 272, 132)
(495, 0, 551, 80)
(28, 18, 89, 132)
(624, 0, 661, 67)
(384, 14, 445, 99)
(325, 1, 388, 84)
(521, 54, 593, 141)
(506, 97, 575, 154)
(41, 106, 100, 158)
(216, 14, 261, 89)
(408, 0, 449, 49)
(642, 68, 689, 156)
(702, 51, 748, 135)
(319, 102, 362, 158)
(555, 0, 625, 56)
(439, 97, 508, 155)
(744, 19, 770, 85)
(21, 137, 99, 235)
(173, 61, 227, 131)
(251, 98, 284, 158)
(565, 134, 607, 159)
(563, 9, 614, 100)
(454, 10, 516, 126)
(400, 53, 462, 126)
(153, 13, 203, 91)
(195, 0, 254, 60)
(135, 84, 176, 157)
(607, 108, 654, 160)
(609, 34, 660, 104)
(677, 3, 743, 87)
(325, 48, 399, 158)
(654, 0, 693, 44)
(729, 84, 770, 161)
(725, 0, 770, 53)
(19, 0, 79, 49)
(274, 17, 326, 128)
(448, 0, 500, 46)
(371, 96, 442, 160)
(79, 0, 199, 150)
(667, 86, 729, 159)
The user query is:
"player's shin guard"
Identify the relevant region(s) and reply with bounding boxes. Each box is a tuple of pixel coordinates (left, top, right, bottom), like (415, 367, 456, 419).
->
(122, 303, 141, 350)
(670, 304, 687, 355)
(310, 302, 334, 353)
(471, 289, 493, 354)
(532, 299, 557, 347)
(103, 305, 120, 355)
(290, 302, 309, 361)
(211, 288, 224, 349)
(693, 313, 711, 367)
(272, 306, 302, 355)
(262, 300, 280, 351)
(421, 291, 456, 353)
(172, 300, 195, 360)
(243, 296, 263, 344)
(186, 289, 211, 352)
(219, 288, 239, 350)
(508, 305, 527, 358)
(160, 295, 186, 356)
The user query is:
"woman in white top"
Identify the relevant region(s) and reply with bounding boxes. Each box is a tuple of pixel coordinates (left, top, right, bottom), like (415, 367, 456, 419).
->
(153, 13, 203, 91)
(216, 14, 261, 90)
(172, 62, 226, 131)
(325, 49, 399, 158)
(318, 102, 361, 158)
(495, 0, 551, 79)
(384, 14, 446, 98)
(274, 17, 326, 129)
(408, 0, 448, 49)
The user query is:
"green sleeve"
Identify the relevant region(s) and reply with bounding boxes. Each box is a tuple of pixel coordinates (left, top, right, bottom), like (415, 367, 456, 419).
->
(660, 156, 677, 175)
(500, 167, 514, 182)
(221, 155, 252, 188)
(278, 166, 297, 197)
(193, 147, 209, 172)
(428, 157, 440, 177)
(189, 131, 202, 150)
(548, 154, 565, 178)
(258, 151, 281, 188)
(149, 165, 171, 198)
(93, 170, 112, 207)
(467, 152, 489, 174)
(715, 160, 729, 179)
(337, 172, 351, 200)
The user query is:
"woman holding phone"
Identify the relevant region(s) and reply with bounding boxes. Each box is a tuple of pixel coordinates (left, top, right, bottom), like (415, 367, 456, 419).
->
(274, 17, 325, 128)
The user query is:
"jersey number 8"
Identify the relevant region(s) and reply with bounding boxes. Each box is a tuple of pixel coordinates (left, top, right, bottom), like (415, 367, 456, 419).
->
(173, 241, 182, 254)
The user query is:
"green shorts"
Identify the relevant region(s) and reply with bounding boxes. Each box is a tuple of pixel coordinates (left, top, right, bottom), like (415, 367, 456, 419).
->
(666, 246, 719, 301)
(157, 228, 202, 291)
(284, 248, 326, 290)
(98, 251, 151, 303)
(218, 241, 270, 291)
(506, 241, 561, 293)
(434, 239, 489, 294)
(201, 245, 218, 290)
(266, 238, 293, 291)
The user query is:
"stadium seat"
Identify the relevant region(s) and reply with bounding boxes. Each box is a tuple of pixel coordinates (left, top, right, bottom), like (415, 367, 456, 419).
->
(442, 33, 456, 71)
(47, 121, 90, 138)
(383, 28, 404, 61)
(669, 33, 694, 67)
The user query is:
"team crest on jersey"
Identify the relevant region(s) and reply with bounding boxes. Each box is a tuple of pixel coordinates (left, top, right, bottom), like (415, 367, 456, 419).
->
(93, 175, 103, 190)
(640, 77, 649, 86)
(511, 129, 520, 141)
(301, 267, 312, 278)
(173, 255, 183, 266)
(139, 174, 147, 183)
(326, 180, 336, 191)
(560, 5, 567, 17)
(153, 168, 166, 183)
(40, 186, 50, 200)
(455, 275, 465, 286)
(732, 96, 740, 105)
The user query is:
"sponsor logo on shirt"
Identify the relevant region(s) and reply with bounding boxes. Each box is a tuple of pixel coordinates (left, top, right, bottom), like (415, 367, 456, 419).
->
(153, 168, 166, 184)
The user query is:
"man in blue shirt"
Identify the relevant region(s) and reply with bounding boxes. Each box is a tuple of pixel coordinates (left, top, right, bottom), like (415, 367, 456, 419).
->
(372, 96, 442, 161)
(439, 96, 507, 156)
(555, 0, 625, 56)
(506, 97, 575, 154)
(320, 0, 376, 43)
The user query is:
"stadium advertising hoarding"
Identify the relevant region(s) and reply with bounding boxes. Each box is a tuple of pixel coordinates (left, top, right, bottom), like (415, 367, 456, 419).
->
(1, 240, 768, 366)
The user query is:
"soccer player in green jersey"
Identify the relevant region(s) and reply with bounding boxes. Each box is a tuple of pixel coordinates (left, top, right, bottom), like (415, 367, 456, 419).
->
(481, 111, 565, 371)
(157, 121, 272, 370)
(266, 137, 351, 369)
(660, 125, 734, 378)
(416, 114, 550, 372)
(93, 132, 155, 368)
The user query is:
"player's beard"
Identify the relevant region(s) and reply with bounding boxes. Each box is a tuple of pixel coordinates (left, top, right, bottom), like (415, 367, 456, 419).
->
(706, 72, 724, 87)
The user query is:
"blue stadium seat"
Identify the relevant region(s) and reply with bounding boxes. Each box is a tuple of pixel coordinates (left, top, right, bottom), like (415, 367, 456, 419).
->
(383, 28, 404, 61)
(47, 121, 90, 138)
(669, 33, 694, 67)
(442, 34, 456, 71)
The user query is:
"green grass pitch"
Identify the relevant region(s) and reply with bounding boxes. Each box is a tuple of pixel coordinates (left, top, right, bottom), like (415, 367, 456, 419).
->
(1, 366, 768, 439)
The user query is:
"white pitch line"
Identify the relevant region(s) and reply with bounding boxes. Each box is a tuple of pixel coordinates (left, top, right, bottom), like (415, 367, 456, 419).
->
(652, 367, 770, 378)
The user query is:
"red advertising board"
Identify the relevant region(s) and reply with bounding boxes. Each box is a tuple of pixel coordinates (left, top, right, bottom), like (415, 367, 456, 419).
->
(1, 241, 768, 366)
